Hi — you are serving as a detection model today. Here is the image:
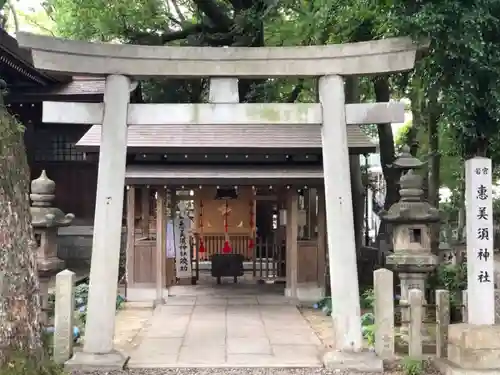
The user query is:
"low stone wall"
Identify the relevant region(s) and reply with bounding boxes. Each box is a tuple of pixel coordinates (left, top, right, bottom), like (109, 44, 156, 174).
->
(57, 225, 126, 269)
(57, 226, 93, 268)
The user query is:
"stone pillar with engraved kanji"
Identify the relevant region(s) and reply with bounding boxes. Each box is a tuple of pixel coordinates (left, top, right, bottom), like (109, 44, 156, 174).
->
(465, 157, 494, 324)
(444, 157, 500, 374)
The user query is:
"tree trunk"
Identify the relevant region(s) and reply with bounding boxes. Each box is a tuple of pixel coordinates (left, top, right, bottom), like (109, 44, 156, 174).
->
(345, 77, 365, 252)
(373, 76, 399, 248)
(350, 155, 365, 251)
(427, 97, 441, 254)
(0, 92, 44, 365)
(427, 101, 440, 207)
(373, 76, 399, 211)
(456, 177, 466, 242)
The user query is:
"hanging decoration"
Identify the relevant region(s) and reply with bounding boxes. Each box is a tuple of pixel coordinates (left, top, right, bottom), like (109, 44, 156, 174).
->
(222, 199, 232, 253)
(199, 200, 206, 253)
(178, 203, 189, 273)
(175, 200, 192, 279)
(248, 199, 255, 249)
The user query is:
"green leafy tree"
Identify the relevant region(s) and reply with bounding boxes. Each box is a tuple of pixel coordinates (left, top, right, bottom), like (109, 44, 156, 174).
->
(20, 0, 500, 278)
(395, 120, 462, 192)
(388, 0, 500, 159)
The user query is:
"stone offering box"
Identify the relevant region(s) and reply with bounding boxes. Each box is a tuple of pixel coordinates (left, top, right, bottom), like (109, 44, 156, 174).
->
(211, 253, 244, 284)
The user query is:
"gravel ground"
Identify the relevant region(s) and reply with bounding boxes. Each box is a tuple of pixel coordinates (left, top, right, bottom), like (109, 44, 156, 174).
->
(298, 307, 441, 375)
(69, 369, 395, 375)
(69, 360, 441, 375)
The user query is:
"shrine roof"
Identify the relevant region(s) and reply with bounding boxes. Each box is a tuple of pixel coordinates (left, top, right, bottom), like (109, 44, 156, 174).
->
(125, 164, 324, 185)
(0, 28, 67, 89)
(76, 124, 376, 154)
(0, 30, 134, 98)
(8, 77, 138, 100)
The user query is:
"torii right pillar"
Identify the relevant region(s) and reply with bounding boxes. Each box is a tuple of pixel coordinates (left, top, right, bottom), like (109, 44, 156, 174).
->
(319, 75, 383, 372)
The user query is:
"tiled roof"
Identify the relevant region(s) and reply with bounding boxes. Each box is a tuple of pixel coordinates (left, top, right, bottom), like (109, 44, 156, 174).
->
(50, 79, 106, 95)
(76, 124, 376, 152)
(0, 28, 65, 86)
(15, 78, 138, 97)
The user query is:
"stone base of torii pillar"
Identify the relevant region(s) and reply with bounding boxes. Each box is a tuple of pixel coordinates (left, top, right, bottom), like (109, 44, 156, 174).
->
(66, 351, 127, 371)
(323, 350, 384, 373)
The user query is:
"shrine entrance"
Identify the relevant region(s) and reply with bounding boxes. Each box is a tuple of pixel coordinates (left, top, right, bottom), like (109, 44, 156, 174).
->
(123, 165, 326, 294)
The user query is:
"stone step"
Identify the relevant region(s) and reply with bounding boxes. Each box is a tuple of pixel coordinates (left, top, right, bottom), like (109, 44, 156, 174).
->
(123, 301, 155, 310)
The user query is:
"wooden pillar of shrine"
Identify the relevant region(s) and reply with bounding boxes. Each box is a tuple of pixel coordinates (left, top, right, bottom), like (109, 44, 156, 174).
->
(309, 188, 318, 239)
(165, 188, 176, 286)
(155, 186, 167, 304)
(317, 188, 327, 290)
(141, 186, 150, 237)
(275, 189, 287, 279)
(126, 185, 136, 288)
(285, 189, 299, 298)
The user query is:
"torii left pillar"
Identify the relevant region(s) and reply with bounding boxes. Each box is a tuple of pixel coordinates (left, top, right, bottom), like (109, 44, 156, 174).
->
(67, 74, 130, 369)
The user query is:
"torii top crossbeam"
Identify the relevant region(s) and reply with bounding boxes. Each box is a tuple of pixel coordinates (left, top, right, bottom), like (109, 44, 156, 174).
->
(16, 33, 419, 77)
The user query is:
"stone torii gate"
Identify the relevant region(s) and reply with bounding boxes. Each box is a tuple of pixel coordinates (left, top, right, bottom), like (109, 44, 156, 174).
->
(18, 33, 418, 370)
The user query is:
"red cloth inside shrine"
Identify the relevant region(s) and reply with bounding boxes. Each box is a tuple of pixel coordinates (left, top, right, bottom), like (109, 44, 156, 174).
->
(222, 200, 232, 253)
(248, 199, 254, 249)
(199, 200, 205, 253)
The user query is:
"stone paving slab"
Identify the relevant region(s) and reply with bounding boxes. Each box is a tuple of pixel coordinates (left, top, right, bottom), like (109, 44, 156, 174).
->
(113, 303, 154, 355)
(127, 291, 323, 368)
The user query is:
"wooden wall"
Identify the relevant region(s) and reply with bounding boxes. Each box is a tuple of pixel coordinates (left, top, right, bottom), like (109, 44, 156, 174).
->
(30, 162, 98, 221)
(15, 103, 98, 223)
(194, 186, 255, 234)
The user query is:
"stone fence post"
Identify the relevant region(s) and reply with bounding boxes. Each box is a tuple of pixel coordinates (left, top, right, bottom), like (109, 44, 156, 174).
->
(462, 290, 468, 323)
(408, 288, 423, 358)
(53, 269, 75, 364)
(435, 289, 450, 358)
(373, 268, 394, 359)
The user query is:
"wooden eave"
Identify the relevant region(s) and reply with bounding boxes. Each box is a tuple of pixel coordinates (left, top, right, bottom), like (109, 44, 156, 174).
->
(0, 29, 68, 88)
(125, 164, 325, 186)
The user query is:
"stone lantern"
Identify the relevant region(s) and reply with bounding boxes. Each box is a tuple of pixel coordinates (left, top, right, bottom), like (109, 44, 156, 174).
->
(438, 241, 456, 265)
(30, 170, 75, 322)
(381, 147, 439, 337)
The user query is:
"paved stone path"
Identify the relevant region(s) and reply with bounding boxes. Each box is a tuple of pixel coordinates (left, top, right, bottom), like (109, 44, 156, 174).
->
(127, 285, 323, 368)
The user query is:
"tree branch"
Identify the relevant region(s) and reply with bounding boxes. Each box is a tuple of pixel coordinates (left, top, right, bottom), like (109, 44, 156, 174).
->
(286, 79, 304, 103)
(192, 0, 232, 29)
(201, 32, 234, 46)
(171, 0, 186, 23)
(229, 0, 243, 9)
(166, 14, 182, 26)
(6, 0, 18, 33)
(125, 23, 228, 45)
